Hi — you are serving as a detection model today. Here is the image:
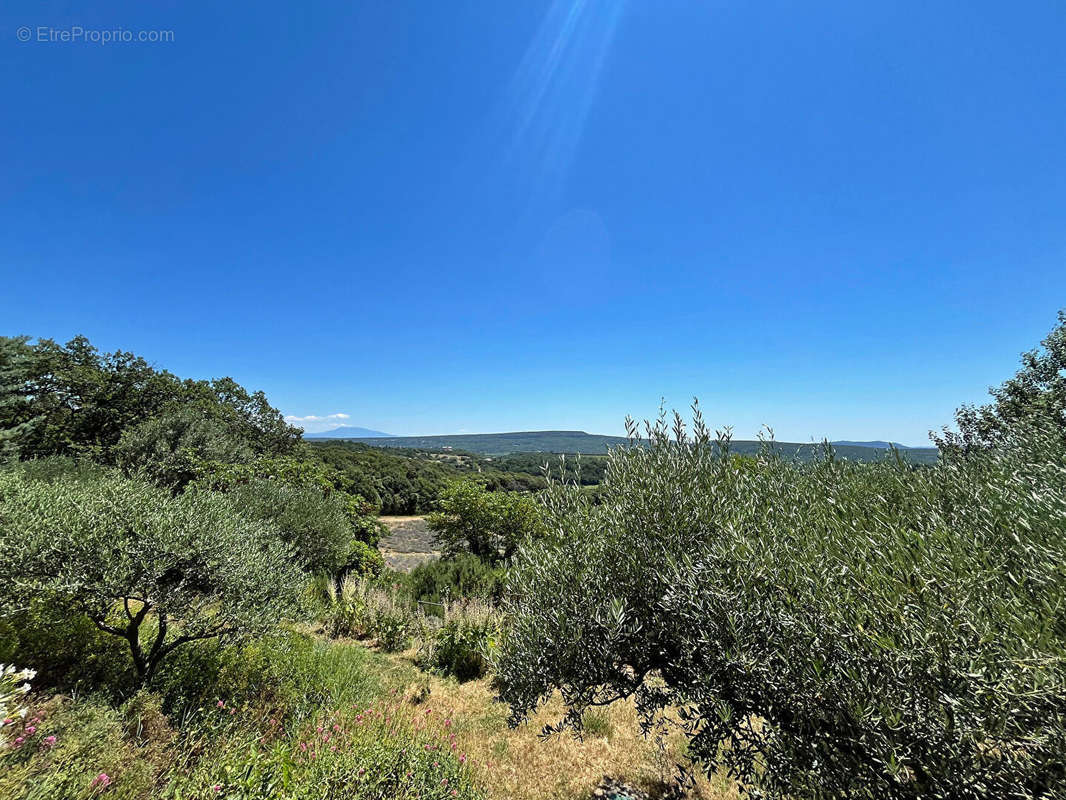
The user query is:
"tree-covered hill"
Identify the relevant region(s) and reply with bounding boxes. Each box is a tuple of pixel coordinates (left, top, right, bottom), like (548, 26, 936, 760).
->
(322, 429, 940, 464)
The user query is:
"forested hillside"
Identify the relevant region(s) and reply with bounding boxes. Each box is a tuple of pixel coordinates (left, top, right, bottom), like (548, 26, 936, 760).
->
(334, 430, 940, 464)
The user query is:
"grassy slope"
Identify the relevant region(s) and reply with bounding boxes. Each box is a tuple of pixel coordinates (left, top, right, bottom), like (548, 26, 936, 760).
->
(367, 644, 738, 800)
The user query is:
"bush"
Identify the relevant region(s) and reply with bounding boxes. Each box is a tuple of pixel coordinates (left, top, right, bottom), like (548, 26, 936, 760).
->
(417, 600, 499, 682)
(224, 478, 354, 575)
(339, 540, 386, 583)
(0, 603, 134, 697)
(403, 555, 506, 610)
(427, 482, 544, 563)
(113, 406, 254, 491)
(322, 577, 415, 653)
(497, 407, 1066, 800)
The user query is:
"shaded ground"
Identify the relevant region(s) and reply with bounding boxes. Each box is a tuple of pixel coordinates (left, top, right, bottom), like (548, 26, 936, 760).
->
(379, 515, 439, 572)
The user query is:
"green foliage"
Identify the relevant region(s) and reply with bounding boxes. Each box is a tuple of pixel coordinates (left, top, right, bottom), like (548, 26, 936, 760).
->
(497, 405, 1066, 800)
(0, 466, 303, 680)
(341, 540, 386, 582)
(417, 600, 499, 682)
(0, 338, 42, 458)
(0, 602, 134, 697)
(427, 482, 544, 563)
(308, 442, 462, 514)
(403, 555, 506, 608)
(0, 335, 299, 465)
(937, 309, 1066, 451)
(306, 442, 556, 515)
(194, 453, 386, 552)
(321, 577, 415, 653)
(223, 479, 354, 575)
(113, 406, 254, 491)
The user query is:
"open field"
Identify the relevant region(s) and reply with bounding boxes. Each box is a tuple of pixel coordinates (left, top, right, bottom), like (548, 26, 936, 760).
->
(380, 515, 439, 572)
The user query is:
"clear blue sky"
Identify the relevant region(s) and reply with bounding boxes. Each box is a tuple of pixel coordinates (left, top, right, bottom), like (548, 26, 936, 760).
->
(2, 1, 1064, 445)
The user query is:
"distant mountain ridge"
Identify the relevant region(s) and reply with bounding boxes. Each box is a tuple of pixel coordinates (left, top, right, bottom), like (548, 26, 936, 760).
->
(303, 426, 394, 439)
(307, 429, 938, 464)
(831, 440, 916, 450)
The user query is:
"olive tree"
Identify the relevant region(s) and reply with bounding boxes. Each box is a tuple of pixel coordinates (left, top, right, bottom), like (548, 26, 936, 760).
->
(0, 467, 303, 681)
(496, 407, 1066, 799)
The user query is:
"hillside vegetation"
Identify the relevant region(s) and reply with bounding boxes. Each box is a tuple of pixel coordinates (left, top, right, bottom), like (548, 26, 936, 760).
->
(329, 430, 940, 464)
(1, 311, 1064, 800)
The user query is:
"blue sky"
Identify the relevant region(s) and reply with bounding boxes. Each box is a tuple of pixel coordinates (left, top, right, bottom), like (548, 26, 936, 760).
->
(2, 1, 1064, 445)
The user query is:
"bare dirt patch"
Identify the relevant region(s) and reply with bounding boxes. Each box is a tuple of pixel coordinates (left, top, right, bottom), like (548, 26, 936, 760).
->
(380, 515, 439, 572)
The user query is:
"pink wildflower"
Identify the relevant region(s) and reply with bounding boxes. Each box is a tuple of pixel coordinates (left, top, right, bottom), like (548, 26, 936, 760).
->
(212, 786, 221, 793)
(25, 726, 36, 734)
(90, 773, 111, 788)
(43, 736, 57, 747)
(216, 700, 225, 708)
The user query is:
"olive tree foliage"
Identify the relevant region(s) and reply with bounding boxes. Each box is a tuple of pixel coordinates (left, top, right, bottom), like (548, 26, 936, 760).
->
(192, 454, 387, 576)
(112, 405, 255, 491)
(222, 478, 355, 576)
(0, 466, 303, 681)
(496, 405, 1066, 800)
(427, 480, 545, 563)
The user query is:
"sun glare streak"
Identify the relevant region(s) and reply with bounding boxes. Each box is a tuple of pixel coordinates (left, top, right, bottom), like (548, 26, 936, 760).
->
(503, 0, 626, 197)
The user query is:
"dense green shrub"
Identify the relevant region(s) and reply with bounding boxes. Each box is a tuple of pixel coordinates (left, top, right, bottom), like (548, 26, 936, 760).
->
(0, 335, 300, 463)
(404, 555, 506, 609)
(224, 478, 355, 575)
(0, 603, 134, 697)
(113, 406, 254, 491)
(0, 467, 303, 681)
(497, 407, 1066, 799)
(427, 481, 544, 563)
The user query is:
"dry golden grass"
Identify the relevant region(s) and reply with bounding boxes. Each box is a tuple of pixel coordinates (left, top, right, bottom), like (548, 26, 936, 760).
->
(385, 649, 739, 800)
